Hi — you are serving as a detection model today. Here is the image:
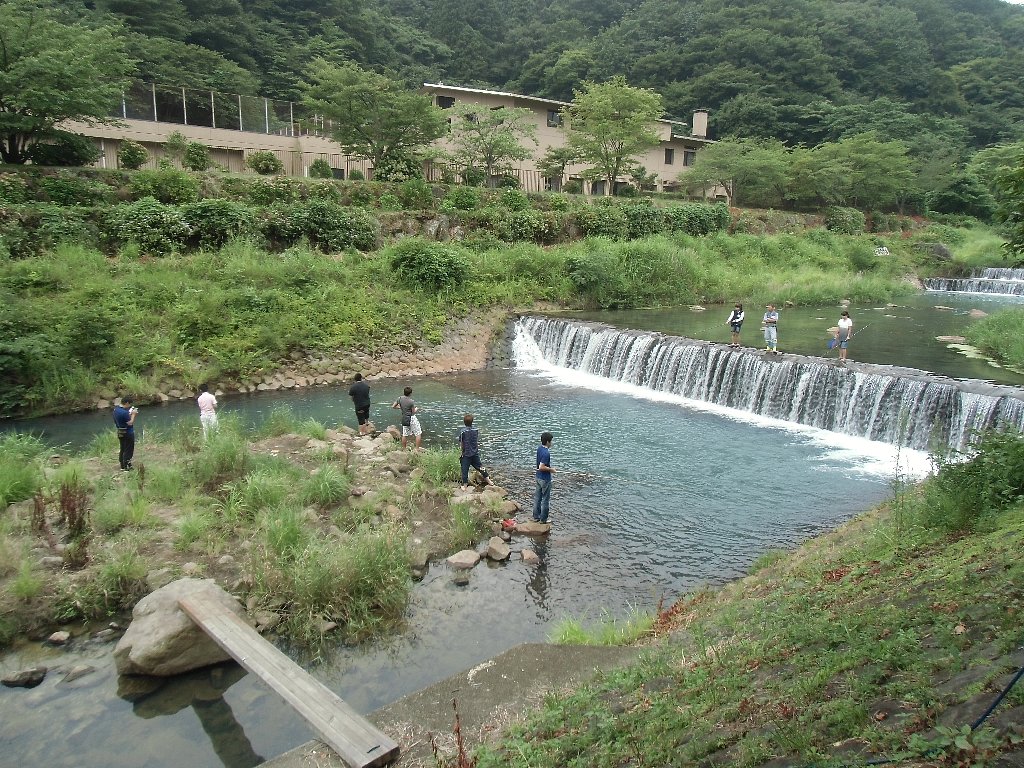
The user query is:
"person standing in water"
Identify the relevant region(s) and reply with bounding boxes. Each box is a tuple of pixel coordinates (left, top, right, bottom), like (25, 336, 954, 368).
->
(392, 386, 422, 451)
(532, 432, 555, 524)
(762, 304, 779, 355)
(835, 310, 853, 364)
(196, 384, 218, 439)
(726, 303, 744, 348)
(457, 413, 492, 491)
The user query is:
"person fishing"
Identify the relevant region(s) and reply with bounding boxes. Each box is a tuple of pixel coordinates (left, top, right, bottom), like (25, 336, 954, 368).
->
(834, 310, 853, 364)
(727, 303, 744, 348)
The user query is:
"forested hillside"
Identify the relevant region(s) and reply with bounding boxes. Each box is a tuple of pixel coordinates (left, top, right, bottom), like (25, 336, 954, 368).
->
(48, 0, 1024, 155)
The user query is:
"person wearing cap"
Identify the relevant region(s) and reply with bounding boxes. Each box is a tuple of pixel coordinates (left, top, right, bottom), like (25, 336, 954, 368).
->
(835, 310, 853, 363)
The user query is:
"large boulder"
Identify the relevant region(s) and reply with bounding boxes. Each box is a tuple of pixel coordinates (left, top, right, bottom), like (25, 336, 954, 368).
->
(114, 578, 245, 676)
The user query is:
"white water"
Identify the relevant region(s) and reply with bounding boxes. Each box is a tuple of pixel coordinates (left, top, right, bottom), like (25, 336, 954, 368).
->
(513, 316, 1024, 463)
(925, 268, 1024, 296)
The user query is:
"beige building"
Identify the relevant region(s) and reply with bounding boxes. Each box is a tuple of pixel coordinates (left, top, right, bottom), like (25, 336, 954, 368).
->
(62, 80, 719, 197)
(421, 83, 714, 196)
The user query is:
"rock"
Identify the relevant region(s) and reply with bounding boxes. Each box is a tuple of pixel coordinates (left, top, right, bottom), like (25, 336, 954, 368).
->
(447, 549, 481, 569)
(96, 399, 110, 410)
(516, 521, 552, 536)
(2, 667, 47, 688)
(217, 554, 235, 566)
(386, 425, 402, 441)
(306, 438, 330, 451)
(181, 562, 202, 576)
(350, 485, 369, 497)
(498, 500, 520, 516)
(114, 578, 247, 676)
(47, 630, 72, 645)
(453, 571, 471, 586)
(522, 549, 540, 564)
(936, 335, 967, 343)
(689, 305, 706, 311)
(62, 664, 96, 684)
(92, 628, 120, 642)
(38, 556, 64, 570)
(145, 569, 175, 593)
(969, 309, 988, 318)
(254, 611, 282, 632)
(500, 531, 511, 542)
(486, 537, 511, 561)
(318, 620, 338, 634)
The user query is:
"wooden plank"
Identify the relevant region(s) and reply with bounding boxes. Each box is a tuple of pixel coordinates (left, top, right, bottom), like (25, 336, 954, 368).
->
(179, 594, 399, 768)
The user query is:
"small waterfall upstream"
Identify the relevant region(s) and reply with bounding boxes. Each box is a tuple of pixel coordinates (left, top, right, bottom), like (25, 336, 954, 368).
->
(925, 267, 1024, 295)
(513, 315, 1024, 452)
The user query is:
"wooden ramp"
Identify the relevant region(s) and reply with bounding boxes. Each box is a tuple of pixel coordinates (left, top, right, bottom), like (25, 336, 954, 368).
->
(179, 594, 399, 768)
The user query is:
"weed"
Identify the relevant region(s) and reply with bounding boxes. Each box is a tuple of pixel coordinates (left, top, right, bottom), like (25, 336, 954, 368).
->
(445, 502, 488, 551)
(301, 464, 350, 508)
(430, 698, 476, 768)
(176, 507, 219, 551)
(260, 405, 299, 437)
(11, 560, 44, 600)
(297, 417, 327, 441)
(549, 607, 655, 646)
(188, 429, 251, 488)
(416, 447, 461, 487)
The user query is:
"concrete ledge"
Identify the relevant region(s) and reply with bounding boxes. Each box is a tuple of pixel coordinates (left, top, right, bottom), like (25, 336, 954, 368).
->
(264, 642, 643, 767)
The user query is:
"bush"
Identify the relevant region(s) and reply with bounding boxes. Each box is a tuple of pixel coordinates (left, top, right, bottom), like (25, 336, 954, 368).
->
(183, 142, 211, 172)
(308, 158, 333, 179)
(349, 169, 365, 181)
(825, 206, 866, 235)
(378, 192, 403, 211)
(247, 151, 283, 175)
(373, 153, 422, 182)
(500, 188, 531, 211)
(263, 199, 379, 251)
(622, 201, 664, 239)
(245, 177, 303, 206)
(28, 131, 101, 167)
(498, 209, 549, 243)
(564, 247, 628, 307)
(130, 167, 200, 204)
(563, 179, 583, 194)
(399, 178, 434, 210)
(575, 203, 628, 239)
(118, 140, 149, 171)
(461, 167, 486, 187)
(388, 237, 469, 292)
(441, 186, 481, 212)
(497, 174, 520, 188)
(105, 197, 190, 255)
(182, 199, 258, 248)
(664, 203, 731, 236)
(0, 173, 29, 204)
(39, 173, 113, 206)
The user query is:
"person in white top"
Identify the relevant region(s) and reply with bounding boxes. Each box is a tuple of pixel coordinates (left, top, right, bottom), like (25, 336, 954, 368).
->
(726, 303, 744, 348)
(835, 311, 853, 363)
(197, 383, 219, 438)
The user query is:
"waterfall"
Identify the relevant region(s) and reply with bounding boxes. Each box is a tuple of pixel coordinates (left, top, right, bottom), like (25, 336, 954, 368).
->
(513, 315, 1024, 452)
(925, 268, 1024, 295)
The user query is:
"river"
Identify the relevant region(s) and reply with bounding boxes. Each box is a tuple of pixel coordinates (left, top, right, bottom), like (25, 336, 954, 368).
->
(0, 289, 1018, 767)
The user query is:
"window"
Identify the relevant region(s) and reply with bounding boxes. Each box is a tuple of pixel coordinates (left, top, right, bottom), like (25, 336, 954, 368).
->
(547, 109, 563, 128)
(331, 167, 345, 180)
(664, 148, 675, 165)
(437, 95, 456, 109)
(683, 150, 697, 166)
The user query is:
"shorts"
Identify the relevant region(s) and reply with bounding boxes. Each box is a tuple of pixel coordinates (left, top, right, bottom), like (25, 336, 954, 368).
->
(730, 322, 742, 333)
(355, 406, 370, 425)
(402, 415, 422, 437)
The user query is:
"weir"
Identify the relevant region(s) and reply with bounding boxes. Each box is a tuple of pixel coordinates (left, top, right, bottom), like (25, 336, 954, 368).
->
(513, 315, 1024, 452)
(925, 268, 1024, 295)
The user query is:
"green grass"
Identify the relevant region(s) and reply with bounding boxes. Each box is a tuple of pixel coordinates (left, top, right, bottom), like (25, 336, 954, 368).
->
(10, 560, 43, 600)
(0, 433, 47, 506)
(549, 608, 655, 646)
(445, 502, 489, 551)
(965, 307, 1024, 371)
(301, 464, 350, 508)
(415, 446, 461, 487)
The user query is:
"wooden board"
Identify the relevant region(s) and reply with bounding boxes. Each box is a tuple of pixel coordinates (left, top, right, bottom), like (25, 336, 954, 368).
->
(179, 594, 399, 768)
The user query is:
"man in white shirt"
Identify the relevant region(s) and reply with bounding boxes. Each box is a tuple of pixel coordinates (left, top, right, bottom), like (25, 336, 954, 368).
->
(197, 383, 219, 439)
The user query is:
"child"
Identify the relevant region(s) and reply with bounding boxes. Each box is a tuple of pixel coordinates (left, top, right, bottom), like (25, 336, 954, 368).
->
(457, 414, 492, 490)
(762, 304, 779, 355)
(727, 303, 744, 348)
(392, 386, 421, 450)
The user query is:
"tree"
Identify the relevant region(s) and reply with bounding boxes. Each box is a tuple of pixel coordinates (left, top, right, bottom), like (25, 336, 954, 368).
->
(445, 102, 537, 186)
(567, 76, 663, 196)
(0, 1, 134, 164)
(537, 145, 580, 183)
(303, 60, 446, 175)
(683, 138, 790, 208)
(993, 152, 1024, 260)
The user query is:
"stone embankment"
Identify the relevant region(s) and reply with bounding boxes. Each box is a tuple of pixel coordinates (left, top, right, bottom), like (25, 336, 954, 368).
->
(93, 309, 509, 411)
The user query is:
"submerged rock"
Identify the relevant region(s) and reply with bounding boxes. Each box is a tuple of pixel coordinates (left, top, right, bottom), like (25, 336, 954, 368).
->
(2, 667, 47, 688)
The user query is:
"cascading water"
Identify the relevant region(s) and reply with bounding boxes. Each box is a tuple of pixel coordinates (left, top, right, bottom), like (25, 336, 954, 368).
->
(513, 315, 1024, 452)
(925, 267, 1024, 295)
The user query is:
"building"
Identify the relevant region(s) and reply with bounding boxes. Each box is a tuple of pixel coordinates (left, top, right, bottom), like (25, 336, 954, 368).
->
(421, 83, 714, 196)
(61, 80, 721, 198)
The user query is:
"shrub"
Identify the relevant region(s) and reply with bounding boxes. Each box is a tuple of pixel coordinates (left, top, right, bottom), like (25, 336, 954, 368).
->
(399, 177, 434, 210)
(388, 237, 469, 292)
(622, 201, 664, 239)
(39, 173, 113, 206)
(247, 151, 283, 175)
(500, 188, 531, 211)
(664, 203, 731, 236)
(130, 167, 201, 204)
(378, 192, 403, 211)
(575, 203, 628, 239)
(264, 199, 379, 252)
(349, 169, 365, 181)
(825, 206, 866, 235)
(105, 197, 190, 255)
(498, 209, 548, 243)
(245, 177, 303, 205)
(28, 131, 101, 167)
(563, 179, 583, 194)
(497, 174, 520, 188)
(461, 166, 486, 187)
(373, 153, 422, 182)
(118, 140, 148, 170)
(308, 158, 333, 179)
(183, 142, 211, 172)
(440, 186, 481, 212)
(565, 247, 628, 308)
(182, 199, 258, 248)
(0, 173, 29, 204)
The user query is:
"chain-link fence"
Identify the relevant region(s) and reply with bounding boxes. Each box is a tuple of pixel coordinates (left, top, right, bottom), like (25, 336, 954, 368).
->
(116, 81, 329, 137)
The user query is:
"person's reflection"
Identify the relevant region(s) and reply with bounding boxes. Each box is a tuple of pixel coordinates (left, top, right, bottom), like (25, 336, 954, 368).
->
(119, 662, 264, 768)
(525, 537, 551, 612)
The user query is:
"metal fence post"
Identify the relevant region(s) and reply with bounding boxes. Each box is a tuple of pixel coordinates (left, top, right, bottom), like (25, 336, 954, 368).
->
(238, 94, 243, 132)
(264, 98, 270, 134)
(152, 82, 158, 122)
(122, 92, 127, 120)
(211, 90, 216, 129)
(289, 102, 294, 137)
(182, 87, 188, 125)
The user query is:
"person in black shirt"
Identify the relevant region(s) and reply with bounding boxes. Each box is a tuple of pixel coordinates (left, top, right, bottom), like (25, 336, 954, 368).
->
(348, 373, 372, 435)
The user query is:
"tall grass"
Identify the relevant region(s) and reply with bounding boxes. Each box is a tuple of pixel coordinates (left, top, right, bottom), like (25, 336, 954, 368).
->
(549, 607, 655, 646)
(965, 308, 1024, 370)
(0, 433, 47, 506)
(415, 447, 461, 486)
(188, 428, 251, 488)
(301, 464, 350, 508)
(446, 502, 489, 551)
